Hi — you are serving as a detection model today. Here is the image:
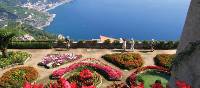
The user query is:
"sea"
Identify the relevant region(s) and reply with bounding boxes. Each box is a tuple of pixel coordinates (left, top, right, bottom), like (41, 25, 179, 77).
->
(45, 0, 191, 41)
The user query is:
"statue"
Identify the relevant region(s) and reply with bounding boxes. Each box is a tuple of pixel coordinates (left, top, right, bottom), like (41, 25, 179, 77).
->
(122, 39, 127, 51)
(151, 39, 155, 52)
(130, 38, 135, 51)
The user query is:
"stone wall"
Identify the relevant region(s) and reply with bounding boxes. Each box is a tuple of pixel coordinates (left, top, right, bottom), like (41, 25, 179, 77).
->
(169, 0, 200, 87)
(177, 0, 200, 53)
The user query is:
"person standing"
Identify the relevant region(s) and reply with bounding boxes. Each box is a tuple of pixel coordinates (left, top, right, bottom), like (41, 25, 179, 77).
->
(151, 39, 155, 52)
(130, 38, 135, 51)
(122, 39, 127, 51)
(65, 36, 71, 49)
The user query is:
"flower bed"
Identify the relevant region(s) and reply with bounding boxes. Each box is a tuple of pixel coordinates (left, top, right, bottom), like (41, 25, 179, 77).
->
(0, 66, 38, 88)
(128, 66, 170, 88)
(154, 54, 175, 69)
(52, 58, 122, 80)
(65, 69, 102, 88)
(0, 51, 31, 68)
(38, 53, 82, 68)
(102, 53, 143, 70)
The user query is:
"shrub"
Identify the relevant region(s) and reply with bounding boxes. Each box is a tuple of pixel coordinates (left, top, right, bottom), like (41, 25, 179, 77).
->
(0, 66, 38, 88)
(0, 51, 31, 68)
(8, 41, 53, 49)
(102, 53, 143, 70)
(154, 54, 175, 69)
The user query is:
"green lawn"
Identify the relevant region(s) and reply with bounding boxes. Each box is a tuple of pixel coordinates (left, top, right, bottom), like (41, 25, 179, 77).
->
(136, 70, 170, 88)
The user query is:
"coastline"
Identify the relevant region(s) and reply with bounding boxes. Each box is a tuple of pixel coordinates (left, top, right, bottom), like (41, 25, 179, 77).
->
(39, 0, 73, 30)
(43, 0, 73, 12)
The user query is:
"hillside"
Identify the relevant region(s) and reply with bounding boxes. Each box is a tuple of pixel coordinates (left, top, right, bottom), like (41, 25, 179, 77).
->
(2, 21, 56, 40)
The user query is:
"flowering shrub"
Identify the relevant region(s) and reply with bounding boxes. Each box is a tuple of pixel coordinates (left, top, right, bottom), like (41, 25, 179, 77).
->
(52, 59, 122, 80)
(176, 80, 191, 88)
(23, 78, 71, 88)
(0, 66, 38, 88)
(38, 53, 82, 68)
(80, 69, 93, 80)
(0, 51, 31, 68)
(128, 66, 170, 87)
(154, 54, 175, 69)
(102, 53, 143, 70)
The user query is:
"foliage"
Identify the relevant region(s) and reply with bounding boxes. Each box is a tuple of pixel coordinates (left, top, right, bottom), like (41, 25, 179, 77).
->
(154, 54, 175, 69)
(0, 29, 15, 57)
(0, 66, 38, 88)
(0, 51, 31, 68)
(4, 22, 57, 40)
(102, 53, 143, 70)
(154, 41, 179, 50)
(8, 41, 53, 49)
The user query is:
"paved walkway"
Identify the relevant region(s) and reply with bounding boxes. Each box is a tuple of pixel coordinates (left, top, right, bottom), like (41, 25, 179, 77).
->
(0, 49, 176, 87)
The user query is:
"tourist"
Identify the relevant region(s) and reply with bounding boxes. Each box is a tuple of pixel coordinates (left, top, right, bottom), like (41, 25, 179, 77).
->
(151, 39, 155, 52)
(65, 36, 71, 49)
(130, 38, 135, 51)
(122, 39, 127, 51)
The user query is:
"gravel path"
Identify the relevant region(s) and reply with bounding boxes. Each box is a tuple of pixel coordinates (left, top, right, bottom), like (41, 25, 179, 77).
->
(0, 49, 176, 87)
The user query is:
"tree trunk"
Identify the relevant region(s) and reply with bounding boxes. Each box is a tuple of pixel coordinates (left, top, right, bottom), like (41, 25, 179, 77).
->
(1, 48, 8, 58)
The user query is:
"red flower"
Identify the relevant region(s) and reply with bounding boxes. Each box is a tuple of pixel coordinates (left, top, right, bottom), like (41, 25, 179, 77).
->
(176, 80, 191, 88)
(151, 83, 163, 88)
(81, 85, 96, 88)
(80, 69, 93, 80)
(23, 81, 32, 88)
(70, 82, 78, 88)
(32, 83, 44, 88)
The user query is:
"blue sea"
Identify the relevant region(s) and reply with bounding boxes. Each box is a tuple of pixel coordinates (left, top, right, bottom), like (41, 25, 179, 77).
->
(45, 0, 191, 40)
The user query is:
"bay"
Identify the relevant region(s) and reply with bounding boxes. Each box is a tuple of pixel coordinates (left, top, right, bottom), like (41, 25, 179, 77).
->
(45, 0, 191, 40)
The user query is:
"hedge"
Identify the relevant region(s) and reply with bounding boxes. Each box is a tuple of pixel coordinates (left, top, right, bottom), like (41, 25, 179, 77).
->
(8, 41, 53, 49)
(102, 53, 144, 70)
(154, 54, 176, 69)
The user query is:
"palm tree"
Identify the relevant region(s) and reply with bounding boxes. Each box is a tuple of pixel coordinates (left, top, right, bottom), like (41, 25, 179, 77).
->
(0, 29, 15, 58)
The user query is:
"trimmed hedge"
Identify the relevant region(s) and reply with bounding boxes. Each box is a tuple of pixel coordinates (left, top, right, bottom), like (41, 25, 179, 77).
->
(8, 41, 53, 49)
(0, 66, 38, 88)
(154, 54, 175, 69)
(102, 53, 143, 70)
